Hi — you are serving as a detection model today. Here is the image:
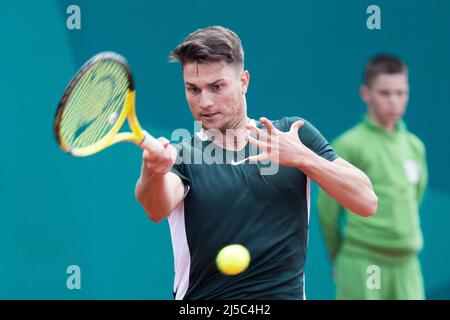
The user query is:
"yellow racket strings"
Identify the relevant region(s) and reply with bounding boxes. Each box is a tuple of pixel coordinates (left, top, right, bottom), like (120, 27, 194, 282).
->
(59, 60, 129, 149)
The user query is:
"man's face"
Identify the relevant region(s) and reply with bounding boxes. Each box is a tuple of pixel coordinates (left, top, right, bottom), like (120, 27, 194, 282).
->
(361, 73, 409, 130)
(183, 61, 249, 131)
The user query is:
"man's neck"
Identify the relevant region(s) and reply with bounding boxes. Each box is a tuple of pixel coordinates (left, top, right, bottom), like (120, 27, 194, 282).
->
(368, 113, 397, 133)
(205, 116, 250, 151)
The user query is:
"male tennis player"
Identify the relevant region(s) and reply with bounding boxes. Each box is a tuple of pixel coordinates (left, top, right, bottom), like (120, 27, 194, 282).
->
(135, 26, 378, 300)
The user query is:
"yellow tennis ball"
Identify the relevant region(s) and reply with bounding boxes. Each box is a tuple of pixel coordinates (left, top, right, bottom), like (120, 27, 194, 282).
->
(216, 244, 251, 276)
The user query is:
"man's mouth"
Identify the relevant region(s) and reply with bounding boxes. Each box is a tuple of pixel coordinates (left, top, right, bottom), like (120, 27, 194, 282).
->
(201, 112, 220, 120)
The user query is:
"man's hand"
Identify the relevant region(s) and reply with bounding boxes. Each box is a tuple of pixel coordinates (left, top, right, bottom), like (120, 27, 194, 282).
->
(136, 136, 184, 223)
(245, 117, 312, 167)
(142, 137, 177, 176)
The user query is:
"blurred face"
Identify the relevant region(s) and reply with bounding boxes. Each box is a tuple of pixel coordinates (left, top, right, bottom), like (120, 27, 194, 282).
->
(183, 61, 250, 131)
(361, 73, 409, 131)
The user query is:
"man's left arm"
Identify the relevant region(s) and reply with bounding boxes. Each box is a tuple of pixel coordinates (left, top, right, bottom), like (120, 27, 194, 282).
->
(246, 117, 378, 217)
(417, 144, 428, 204)
(300, 155, 377, 217)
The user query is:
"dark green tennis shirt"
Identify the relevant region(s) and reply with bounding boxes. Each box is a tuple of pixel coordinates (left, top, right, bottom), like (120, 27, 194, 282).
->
(168, 117, 337, 300)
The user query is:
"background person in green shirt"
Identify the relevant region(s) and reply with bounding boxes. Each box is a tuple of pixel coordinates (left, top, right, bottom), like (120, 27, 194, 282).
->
(317, 54, 428, 300)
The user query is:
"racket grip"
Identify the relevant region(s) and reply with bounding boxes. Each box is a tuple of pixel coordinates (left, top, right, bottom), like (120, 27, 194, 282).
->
(140, 131, 165, 153)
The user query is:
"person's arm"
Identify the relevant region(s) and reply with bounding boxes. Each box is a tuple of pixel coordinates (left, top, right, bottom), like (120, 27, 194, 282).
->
(417, 147, 428, 205)
(317, 187, 343, 261)
(135, 137, 185, 223)
(246, 117, 377, 217)
(317, 134, 357, 260)
(302, 156, 376, 217)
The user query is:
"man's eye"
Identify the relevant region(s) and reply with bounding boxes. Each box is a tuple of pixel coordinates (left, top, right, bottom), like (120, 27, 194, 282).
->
(188, 87, 200, 94)
(212, 84, 222, 91)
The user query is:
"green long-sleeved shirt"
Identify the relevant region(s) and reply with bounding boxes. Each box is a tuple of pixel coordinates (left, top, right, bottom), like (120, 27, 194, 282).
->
(317, 116, 428, 261)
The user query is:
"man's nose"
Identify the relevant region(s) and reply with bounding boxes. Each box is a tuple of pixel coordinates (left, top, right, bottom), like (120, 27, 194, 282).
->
(388, 93, 401, 106)
(199, 91, 214, 109)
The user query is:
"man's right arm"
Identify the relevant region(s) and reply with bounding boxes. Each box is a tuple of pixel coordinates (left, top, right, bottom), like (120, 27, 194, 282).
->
(135, 137, 185, 223)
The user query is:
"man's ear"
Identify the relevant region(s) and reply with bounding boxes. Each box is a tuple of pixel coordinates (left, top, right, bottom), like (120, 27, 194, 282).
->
(360, 84, 370, 104)
(241, 70, 250, 94)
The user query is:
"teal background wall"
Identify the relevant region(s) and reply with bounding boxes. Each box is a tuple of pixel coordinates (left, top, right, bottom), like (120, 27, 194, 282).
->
(1, 0, 449, 299)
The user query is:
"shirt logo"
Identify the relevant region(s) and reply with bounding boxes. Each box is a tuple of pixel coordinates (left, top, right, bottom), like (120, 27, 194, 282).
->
(404, 160, 420, 184)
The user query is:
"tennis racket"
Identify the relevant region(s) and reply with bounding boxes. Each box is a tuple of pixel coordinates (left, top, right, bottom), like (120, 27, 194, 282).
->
(54, 51, 163, 157)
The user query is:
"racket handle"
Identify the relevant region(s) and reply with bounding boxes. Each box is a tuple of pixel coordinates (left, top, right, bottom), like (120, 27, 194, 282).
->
(140, 131, 165, 153)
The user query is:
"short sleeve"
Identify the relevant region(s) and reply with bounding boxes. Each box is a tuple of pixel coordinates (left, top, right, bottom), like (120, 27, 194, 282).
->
(170, 143, 191, 187)
(288, 117, 338, 162)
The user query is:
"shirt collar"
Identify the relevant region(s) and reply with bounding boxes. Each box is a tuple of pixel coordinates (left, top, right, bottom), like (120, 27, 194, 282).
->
(363, 115, 406, 136)
(195, 118, 257, 141)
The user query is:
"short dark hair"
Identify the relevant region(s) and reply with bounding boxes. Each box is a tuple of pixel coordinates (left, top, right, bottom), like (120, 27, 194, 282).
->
(364, 54, 408, 86)
(169, 26, 244, 70)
